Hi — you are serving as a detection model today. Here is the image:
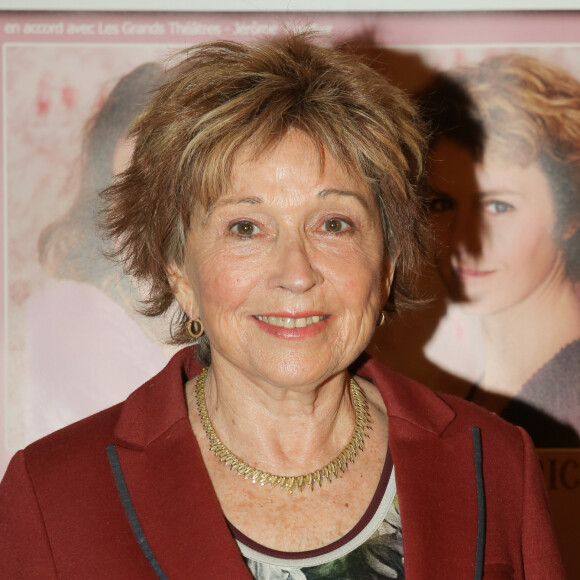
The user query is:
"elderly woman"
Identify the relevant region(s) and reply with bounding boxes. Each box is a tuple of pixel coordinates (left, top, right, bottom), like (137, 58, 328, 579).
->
(423, 53, 580, 447)
(0, 35, 563, 579)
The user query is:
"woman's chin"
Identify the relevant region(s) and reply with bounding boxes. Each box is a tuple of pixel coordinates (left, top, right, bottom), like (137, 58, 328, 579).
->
(215, 347, 348, 390)
(248, 358, 342, 389)
(439, 274, 496, 316)
(456, 300, 489, 317)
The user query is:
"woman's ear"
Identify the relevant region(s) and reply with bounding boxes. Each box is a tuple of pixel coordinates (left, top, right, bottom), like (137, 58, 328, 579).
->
(382, 256, 398, 305)
(166, 262, 197, 318)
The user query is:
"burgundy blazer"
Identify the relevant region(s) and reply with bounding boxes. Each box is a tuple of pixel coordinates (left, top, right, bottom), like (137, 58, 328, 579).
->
(0, 347, 565, 579)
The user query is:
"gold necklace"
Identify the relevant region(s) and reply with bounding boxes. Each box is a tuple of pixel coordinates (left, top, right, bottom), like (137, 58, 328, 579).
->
(195, 368, 371, 494)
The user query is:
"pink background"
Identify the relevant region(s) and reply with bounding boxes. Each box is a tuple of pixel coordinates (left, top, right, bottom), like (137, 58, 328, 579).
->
(2, 9, 580, 467)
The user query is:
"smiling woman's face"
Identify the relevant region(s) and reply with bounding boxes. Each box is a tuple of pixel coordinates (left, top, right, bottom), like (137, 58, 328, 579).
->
(429, 137, 566, 316)
(171, 131, 390, 387)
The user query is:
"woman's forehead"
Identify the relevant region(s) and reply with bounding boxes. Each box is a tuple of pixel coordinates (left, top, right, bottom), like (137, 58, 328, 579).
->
(204, 131, 367, 207)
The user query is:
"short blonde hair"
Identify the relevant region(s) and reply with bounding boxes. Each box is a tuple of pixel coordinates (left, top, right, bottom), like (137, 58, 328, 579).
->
(424, 53, 580, 280)
(101, 33, 429, 358)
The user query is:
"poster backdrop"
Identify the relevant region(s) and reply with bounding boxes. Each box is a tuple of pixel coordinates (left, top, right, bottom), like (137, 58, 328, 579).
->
(1, 10, 579, 574)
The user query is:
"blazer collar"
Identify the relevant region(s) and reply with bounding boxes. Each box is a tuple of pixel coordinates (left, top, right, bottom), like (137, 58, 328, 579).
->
(113, 348, 457, 450)
(113, 346, 201, 449)
(356, 358, 481, 579)
(113, 348, 456, 450)
(355, 356, 456, 437)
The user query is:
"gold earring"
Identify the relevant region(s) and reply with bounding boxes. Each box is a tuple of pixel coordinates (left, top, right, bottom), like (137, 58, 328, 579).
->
(185, 318, 204, 339)
(376, 311, 387, 327)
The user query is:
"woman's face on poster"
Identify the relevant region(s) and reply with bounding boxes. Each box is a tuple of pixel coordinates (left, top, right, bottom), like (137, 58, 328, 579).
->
(429, 137, 567, 316)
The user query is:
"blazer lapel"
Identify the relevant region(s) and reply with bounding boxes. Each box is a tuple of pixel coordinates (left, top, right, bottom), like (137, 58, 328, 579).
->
(358, 359, 480, 580)
(110, 348, 253, 579)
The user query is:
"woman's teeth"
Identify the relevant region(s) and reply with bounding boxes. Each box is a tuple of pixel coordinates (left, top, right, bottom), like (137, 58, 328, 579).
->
(255, 315, 323, 328)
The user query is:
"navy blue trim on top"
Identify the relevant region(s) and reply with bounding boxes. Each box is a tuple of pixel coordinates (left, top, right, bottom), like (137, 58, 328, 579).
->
(471, 427, 486, 580)
(106, 444, 168, 580)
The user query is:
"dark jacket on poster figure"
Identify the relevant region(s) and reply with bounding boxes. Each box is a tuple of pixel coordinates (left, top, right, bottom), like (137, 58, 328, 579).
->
(502, 338, 580, 447)
(0, 347, 565, 579)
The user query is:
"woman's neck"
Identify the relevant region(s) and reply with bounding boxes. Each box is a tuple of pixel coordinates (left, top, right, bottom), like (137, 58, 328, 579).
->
(480, 277, 580, 397)
(188, 361, 357, 477)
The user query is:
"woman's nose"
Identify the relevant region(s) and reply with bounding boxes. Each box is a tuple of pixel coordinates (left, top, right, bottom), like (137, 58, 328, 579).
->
(268, 237, 321, 294)
(450, 202, 483, 259)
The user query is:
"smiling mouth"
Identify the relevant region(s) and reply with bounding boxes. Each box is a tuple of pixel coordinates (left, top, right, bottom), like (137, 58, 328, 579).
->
(254, 315, 329, 328)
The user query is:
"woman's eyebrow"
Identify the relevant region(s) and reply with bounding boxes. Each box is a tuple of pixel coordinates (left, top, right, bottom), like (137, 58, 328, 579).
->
(427, 186, 453, 198)
(477, 189, 524, 199)
(208, 190, 370, 214)
(318, 189, 370, 211)
(215, 196, 263, 206)
(207, 196, 263, 215)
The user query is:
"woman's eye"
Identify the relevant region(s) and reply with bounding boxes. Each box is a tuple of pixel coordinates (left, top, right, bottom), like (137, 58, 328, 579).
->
(230, 221, 260, 236)
(427, 195, 455, 214)
(485, 200, 514, 214)
(322, 218, 351, 233)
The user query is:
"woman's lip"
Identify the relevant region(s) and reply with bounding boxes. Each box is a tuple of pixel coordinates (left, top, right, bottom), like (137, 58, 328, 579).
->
(455, 267, 496, 279)
(256, 311, 326, 318)
(251, 313, 330, 338)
